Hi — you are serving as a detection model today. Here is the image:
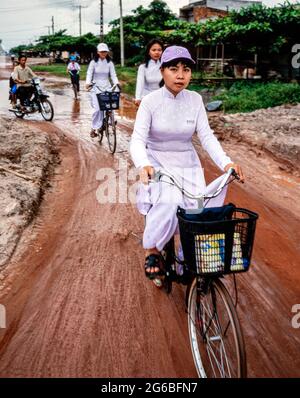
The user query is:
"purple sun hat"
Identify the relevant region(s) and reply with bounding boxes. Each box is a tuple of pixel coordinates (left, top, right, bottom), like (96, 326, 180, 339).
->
(161, 45, 195, 65)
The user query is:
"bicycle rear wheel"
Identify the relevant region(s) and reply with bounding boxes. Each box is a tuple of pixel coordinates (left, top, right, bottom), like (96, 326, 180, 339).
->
(188, 277, 246, 378)
(106, 111, 117, 154)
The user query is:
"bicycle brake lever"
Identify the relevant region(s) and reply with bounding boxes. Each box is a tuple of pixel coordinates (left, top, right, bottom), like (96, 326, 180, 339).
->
(152, 170, 162, 183)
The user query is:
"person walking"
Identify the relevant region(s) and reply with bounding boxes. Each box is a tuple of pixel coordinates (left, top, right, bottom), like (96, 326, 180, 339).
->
(67, 55, 81, 99)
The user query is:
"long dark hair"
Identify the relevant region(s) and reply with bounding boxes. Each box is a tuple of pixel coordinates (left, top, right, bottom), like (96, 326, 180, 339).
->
(159, 58, 194, 87)
(94, 53, 111, 63)
(144, 39, 164, 68)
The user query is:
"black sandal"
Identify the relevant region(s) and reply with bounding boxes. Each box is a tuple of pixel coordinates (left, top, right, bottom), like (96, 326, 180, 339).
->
(144, 254, 165, 280)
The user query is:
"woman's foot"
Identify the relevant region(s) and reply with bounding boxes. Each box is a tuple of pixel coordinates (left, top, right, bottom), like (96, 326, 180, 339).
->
(144, 253, 164, 280)
(90, 128, 97, 138)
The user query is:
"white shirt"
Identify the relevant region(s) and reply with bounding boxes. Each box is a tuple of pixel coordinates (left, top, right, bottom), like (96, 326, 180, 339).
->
(130, 86, 232, 172)
(86, 58, 119, 91)
(135, 59, 162, 100)
(67, 62, 80, 72)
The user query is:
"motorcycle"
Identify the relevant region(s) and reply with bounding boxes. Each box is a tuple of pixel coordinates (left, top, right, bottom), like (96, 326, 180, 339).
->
(10, 77, 54, 121)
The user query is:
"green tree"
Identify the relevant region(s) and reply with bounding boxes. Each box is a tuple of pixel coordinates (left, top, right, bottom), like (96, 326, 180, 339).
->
(105, 0, 178, 64)
(11, 30, 99, 59)
(166, 2, 300, 56)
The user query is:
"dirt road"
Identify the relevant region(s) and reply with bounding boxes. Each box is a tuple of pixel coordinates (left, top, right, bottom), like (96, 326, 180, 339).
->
(0, 56, 299, 377)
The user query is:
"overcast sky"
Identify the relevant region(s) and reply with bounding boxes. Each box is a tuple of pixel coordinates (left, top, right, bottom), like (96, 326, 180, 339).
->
(0, 0, 299, 50)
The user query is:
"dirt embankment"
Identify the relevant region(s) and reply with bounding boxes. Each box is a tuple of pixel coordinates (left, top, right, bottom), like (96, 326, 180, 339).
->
(208, 104, 300, 176)
(0, 117, 59, 268)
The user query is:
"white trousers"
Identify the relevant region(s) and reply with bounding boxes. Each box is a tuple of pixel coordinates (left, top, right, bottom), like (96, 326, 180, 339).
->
(143, 184, 184, 251)
(89, 92, 104, 129)
(141, 173, 229, 251)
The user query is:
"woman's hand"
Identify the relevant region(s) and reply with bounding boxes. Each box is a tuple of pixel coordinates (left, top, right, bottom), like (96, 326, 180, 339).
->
(224, 163, 245, 183)
(134, 99, 141, 107)
(139, 165, 154, 185)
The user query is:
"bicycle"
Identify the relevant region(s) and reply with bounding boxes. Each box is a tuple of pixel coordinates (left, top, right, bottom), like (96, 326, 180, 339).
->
(149, 168, 258, 378)
(92, 83, 120, 154)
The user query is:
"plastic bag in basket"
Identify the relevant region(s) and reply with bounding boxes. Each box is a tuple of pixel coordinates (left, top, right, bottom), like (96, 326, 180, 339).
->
(195, 232, 249, 274)
(230, 232, 249, 271)
(195, 233, 225, 273)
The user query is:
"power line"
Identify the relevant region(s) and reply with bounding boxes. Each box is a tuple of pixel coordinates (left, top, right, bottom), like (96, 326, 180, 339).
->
(0, 1, 74, 12)
(1, 26, 45, 34)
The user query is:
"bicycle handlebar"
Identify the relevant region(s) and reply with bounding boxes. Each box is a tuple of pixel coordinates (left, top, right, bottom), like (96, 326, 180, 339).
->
(91, 82, 121, 93)
(150, 167, 238, 202)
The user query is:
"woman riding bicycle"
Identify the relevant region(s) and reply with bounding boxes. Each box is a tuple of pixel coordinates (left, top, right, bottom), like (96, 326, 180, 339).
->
(85, 43, 119, 138)
(130, 45, 244, 283)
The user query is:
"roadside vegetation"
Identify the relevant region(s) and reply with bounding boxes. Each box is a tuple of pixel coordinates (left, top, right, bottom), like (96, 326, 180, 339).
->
(32, 63, 300, 113)
(31, 64, 137, 96)
(32, 64, 88, 78)
(213, 81, 300, 113)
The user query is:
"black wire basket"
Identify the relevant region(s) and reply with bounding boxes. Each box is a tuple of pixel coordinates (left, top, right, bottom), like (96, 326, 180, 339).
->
(177, 206, 258, 277)
(97, 91, 120, 111)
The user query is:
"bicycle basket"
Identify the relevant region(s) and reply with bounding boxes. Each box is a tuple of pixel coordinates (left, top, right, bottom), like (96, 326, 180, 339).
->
(96, 91, 120, 111)
(177, 207, 258, 276)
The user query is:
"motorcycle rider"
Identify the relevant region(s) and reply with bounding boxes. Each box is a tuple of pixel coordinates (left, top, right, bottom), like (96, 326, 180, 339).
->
(12, 55, 37, 110)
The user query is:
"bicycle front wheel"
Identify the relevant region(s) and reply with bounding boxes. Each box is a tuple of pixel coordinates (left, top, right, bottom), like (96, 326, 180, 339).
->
(188, 277, 246, 378)
(106, 111, 117, 154)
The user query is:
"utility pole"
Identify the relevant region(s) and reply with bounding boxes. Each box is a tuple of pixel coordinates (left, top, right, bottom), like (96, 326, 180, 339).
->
(119, 0, 124, 66)
(51, 16, 54, 35)
(99, 0, 104, 41)
(95, 1, 104, 41)
(78, 5, 88, 36)
(79, 5, 82, 36)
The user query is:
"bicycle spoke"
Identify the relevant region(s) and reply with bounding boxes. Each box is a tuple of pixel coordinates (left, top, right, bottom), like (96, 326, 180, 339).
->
(200, 302, 230, 377)
(188, 278, 246, 378)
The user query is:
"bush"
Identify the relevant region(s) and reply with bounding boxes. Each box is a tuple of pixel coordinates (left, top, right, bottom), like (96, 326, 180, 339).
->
(126, 54, 144, 67)
(213, 81, 300, 113)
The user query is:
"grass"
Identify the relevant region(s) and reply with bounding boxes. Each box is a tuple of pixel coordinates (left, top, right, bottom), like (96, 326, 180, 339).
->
(115, 66, 137, 96)
(32, 63, 88, 77)
(213, 81, 300, 113)
(31, 63, 137, 96)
